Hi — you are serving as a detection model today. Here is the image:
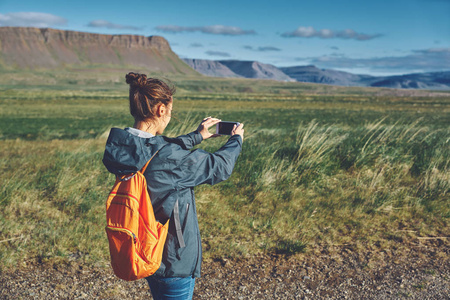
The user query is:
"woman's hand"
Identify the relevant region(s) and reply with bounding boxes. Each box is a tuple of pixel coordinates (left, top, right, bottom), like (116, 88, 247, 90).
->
(197, 117, 221, 140)
(231, 123, 244, 141)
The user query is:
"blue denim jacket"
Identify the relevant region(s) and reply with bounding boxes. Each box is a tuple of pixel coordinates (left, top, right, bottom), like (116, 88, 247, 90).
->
(102, 128, 242, 277)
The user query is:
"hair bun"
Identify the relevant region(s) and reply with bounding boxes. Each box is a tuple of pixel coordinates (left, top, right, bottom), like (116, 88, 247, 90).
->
(125, 72, 148, 87)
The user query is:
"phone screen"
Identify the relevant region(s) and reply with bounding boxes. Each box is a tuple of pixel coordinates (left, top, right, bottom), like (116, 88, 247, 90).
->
(216, 122, 239, 135)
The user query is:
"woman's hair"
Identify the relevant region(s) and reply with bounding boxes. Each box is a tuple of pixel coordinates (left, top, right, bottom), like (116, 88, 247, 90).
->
(125, 72, 176, 121)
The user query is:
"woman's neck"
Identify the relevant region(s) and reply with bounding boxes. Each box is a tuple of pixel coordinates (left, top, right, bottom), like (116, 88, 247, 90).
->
(133, 120, 158, 135)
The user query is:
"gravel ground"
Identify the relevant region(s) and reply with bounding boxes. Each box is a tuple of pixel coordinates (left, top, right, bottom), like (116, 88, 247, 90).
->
(1, 242, 448, 299)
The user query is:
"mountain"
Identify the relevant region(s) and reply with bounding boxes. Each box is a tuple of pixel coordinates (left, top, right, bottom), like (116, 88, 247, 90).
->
(218, 60, 295, 81)
(183, 58, 295, 81)
(1, 27, 448, 90)
(280, 65, 375, 87)
(369, 72, 450, 90)
(281, 65, 450, 90)
(185, 58, 450, 90)
(182, 59, 242, 78)
(0, 27, 197, 74)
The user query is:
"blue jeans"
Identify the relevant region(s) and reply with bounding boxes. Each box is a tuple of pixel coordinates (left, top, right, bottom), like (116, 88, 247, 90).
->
(146, 276, 196, 300)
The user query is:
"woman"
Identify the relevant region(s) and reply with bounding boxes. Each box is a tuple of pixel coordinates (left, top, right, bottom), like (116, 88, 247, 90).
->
(102, 72, 244, 299)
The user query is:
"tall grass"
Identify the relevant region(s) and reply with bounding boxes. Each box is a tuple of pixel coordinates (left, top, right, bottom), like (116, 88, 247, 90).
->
(0, 118, 448, 270)
(0, 81, 448, 270)
(0, 140, 110, 268)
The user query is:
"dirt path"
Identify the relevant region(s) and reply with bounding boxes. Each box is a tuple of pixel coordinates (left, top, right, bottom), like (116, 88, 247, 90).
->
(1, 243, 448, 299)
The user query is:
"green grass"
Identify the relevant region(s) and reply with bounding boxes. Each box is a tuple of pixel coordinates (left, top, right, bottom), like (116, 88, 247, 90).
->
(0, 72, 449, 270)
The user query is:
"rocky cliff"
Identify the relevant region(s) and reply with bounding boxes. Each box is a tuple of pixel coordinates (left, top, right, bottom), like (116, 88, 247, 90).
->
(0, 27, 196, 74)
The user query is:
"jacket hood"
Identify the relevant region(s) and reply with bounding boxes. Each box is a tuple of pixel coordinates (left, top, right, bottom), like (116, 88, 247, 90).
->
(102, 128, 168, 175)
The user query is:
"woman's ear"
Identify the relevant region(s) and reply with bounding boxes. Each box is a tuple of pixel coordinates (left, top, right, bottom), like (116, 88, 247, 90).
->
(155, 103, 166, 117)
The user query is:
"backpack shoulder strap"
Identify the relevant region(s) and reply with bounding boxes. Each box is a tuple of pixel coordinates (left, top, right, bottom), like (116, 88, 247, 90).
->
(140, 150, 160, 174)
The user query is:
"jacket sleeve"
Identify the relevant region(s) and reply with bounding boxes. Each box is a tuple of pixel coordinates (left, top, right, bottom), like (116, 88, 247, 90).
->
(163, 131, 203, 150)
(177, 135, 242, 188)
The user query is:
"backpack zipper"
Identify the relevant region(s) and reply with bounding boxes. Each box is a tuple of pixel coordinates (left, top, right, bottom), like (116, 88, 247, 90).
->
(106, 226, 137, 244)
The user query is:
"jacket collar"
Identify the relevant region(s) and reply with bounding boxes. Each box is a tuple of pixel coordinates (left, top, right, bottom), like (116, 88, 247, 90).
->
(102, 127, 167, 175)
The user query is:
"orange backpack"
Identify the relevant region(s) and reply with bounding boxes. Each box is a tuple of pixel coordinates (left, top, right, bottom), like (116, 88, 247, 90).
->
(105, 152, 168, 281)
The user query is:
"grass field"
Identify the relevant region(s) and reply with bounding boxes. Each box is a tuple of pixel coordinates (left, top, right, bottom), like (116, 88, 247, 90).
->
(0, 71, 448, 270)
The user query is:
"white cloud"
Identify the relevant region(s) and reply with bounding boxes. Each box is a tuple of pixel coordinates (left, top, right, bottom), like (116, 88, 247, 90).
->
(87, 20, 142, 31)
(414, 48, 450, 54)
(320, 29, 334, 38)
(282, 26, 382, 41)
(205, 50, 231, 57)
(156, 25, 256, 35)
(243, 45, 281, 52)
(290, 26, 316, 37)
(202, 25, 255, 35)
(0, 12, 67, 27)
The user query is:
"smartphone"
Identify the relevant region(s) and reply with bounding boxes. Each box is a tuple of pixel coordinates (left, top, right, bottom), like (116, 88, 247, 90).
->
(216, 121, 240, 135)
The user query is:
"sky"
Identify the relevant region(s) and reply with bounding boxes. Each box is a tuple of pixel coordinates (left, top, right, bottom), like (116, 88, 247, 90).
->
(0, 0, 449, 76)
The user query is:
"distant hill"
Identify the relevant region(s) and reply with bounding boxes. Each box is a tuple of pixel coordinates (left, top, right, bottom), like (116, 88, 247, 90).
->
(185, 58, 450, 90)
(182, 59, 295, 81)
(281, 65, 450, 90)
(183, 59, 242, 78)
(218, 60, 295, 82)
(0, 27, 197, 75)
(279, 65, 375, 87)
(369, 72, 450, 90)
